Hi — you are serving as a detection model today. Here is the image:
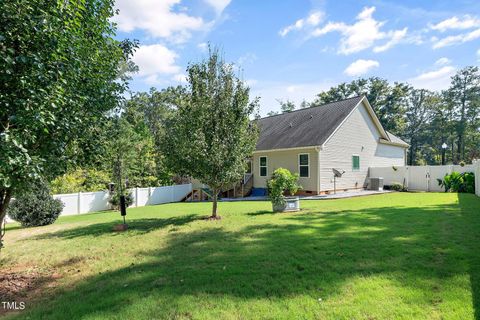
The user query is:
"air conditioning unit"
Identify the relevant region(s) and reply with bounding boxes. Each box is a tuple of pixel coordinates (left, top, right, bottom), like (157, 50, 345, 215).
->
(369, 177, 384, 191)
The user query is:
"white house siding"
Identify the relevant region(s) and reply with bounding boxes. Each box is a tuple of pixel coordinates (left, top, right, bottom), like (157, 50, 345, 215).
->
(319, 101, 406, 192)
(253, 147, 319, 192)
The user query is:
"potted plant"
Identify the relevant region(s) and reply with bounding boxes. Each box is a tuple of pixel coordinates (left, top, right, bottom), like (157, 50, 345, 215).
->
(267, 168, 302, 212)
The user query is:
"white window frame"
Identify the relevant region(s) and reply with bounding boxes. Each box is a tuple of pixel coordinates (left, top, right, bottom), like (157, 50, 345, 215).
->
(298, 153, 310, 178)
(259, 156, 268, 177)
(352, 154, 360, 171)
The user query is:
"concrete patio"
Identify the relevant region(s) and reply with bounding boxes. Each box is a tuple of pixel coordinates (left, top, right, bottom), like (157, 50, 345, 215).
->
(220, 190, 392, 201)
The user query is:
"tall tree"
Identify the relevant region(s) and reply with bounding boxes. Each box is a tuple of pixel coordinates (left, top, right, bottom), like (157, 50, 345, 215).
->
(161, 48, 259, 219)
(404, 89, 437, 165)
(0, 0, 135, 247)
(446, 66, 480, 163)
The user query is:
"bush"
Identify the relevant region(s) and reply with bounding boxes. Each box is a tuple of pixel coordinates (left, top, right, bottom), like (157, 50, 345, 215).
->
(50, 168, 110, 194)
(109, 190, 134, 210)
(267, 168, 302, 207)
(390, 183, 407, 192)
(8, 181, 64, 227)
(437, 171, 475, 193)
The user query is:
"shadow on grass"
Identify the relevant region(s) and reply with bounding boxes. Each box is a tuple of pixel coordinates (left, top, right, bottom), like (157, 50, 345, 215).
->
(33, 215, 199, 240)
(246, 210, 273, 216)
(11, 194, 480, 319)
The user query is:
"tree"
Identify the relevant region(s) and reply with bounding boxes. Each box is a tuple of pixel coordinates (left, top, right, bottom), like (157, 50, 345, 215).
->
(313, 77, 409, 135)
(161, 48, 259, 219)
(446, 66, 480, 163)
(277, 99, 296, 113)
(404, 89, 437, 165)
(0, 0, 135, 247)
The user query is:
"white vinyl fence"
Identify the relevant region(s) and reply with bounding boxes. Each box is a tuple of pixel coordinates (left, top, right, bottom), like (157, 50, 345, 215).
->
(54, 184, 192, 216)
(369, 164, 476, 192)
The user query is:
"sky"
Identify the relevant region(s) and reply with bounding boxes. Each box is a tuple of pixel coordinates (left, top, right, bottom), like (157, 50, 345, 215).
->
(113, 0, 480, 116)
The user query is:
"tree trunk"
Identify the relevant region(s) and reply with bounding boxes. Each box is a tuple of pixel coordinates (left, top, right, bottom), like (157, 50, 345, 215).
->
(0, 188, 13, 249)
(211, 189, 218, 219)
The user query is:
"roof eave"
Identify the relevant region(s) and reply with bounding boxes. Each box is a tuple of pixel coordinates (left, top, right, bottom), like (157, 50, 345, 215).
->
(379, 138, 409, 148)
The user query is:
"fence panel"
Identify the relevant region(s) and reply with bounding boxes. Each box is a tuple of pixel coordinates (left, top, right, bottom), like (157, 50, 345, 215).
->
(368, 166, 407, 186)
(50, 184, 192, 217)
(135, 188, 150, 207)
(80, 191, 110, 213)
(369, 165, 476, 192)
(53, 193, 79, 215)
(427, 166, 452, 192)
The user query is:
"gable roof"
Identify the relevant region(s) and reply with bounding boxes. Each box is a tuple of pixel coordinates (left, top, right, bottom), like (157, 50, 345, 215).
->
(255, 95, 408, 151)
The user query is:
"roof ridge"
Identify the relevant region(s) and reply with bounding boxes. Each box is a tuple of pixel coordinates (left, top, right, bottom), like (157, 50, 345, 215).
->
(258, 95, 364, 121)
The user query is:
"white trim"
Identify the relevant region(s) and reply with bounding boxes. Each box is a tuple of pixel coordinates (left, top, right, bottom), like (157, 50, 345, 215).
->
(253, 145, 320, 153)
(352, 154, 360, 171)
(259, 156, 268, 177)
(379, 138, 409, 148)
(298, 153, 310, 178)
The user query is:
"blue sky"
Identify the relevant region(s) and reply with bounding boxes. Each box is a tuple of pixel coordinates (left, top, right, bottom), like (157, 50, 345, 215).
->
(114, 0, 480, 116)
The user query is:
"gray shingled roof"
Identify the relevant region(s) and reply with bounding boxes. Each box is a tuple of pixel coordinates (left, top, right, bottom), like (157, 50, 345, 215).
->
(256, 96, 365, 150)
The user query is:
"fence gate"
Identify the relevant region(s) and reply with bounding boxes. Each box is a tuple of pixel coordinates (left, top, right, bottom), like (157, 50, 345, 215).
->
(408, 166, 430, 191)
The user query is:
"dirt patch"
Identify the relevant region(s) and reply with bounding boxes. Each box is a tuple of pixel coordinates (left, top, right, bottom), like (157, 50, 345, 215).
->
(0, 266, 60, 316)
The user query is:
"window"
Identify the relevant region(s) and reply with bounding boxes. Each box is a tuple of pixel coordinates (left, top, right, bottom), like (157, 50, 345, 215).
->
(352, 155, 360, 171)
(259, 156, 267, 177)
(299, 153, 309, 177)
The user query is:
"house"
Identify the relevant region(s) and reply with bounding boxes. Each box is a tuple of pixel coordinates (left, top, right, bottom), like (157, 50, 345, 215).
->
(250, 95, 409, 195)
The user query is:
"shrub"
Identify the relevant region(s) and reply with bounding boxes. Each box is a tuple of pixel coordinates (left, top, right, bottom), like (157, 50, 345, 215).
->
(50, 168, 110, 194)
(390, 183, 407, 192)
(437, 171, 475, 193)
(109, 190, 134, 210)
(8, 181, 64, 227)
(267, 168, 302, 207)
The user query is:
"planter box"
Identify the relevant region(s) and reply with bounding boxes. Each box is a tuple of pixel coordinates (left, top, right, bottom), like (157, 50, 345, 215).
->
(272, 196, 300, 212)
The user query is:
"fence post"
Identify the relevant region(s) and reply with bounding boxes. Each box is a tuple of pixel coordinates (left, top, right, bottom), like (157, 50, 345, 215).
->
(77, 192, 82, 214)
(135, 187, 138, 207)
(148, 187, 153, 205)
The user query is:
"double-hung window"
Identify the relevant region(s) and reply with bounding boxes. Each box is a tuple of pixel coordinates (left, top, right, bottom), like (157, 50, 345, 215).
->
(299, 154, 309, 177)
(259, 156, 268, 177)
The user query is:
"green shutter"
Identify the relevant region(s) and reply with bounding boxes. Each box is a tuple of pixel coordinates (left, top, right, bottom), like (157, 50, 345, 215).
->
(352, 155, 360, 170)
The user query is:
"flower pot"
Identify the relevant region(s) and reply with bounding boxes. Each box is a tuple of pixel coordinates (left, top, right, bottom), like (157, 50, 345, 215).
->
(272, 196, 300, 212)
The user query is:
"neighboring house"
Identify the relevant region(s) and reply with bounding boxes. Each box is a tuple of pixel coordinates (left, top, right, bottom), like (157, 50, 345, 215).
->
(251, 95, 409, 195)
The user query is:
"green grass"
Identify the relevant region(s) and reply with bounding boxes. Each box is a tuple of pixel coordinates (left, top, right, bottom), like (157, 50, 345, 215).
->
(1, 193, 480, 319)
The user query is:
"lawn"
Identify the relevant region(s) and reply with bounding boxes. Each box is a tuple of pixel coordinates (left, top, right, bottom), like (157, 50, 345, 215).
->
(1, 193, 480, 319)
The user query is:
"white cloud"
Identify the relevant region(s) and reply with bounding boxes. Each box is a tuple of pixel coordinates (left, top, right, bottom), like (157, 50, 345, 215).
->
(432, 28, 480, 49)
(173, 73, 188, 83)
(373, 28, 408, 52)
(344, 59, 379, 76)
(133, 45, 181, 84)
(237, 53, 257, 66)
(113, 0, 206, 42)
(204, 0, 231, 15)
(430, 15, 480, 32)
(279, 11, 324, 37)
(408, 66, 456, 91)
(310, 7, 407, 54)
(198, 42, 208, 52)
(435, 57, 451, 66)
(250, 81, 333, 116)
